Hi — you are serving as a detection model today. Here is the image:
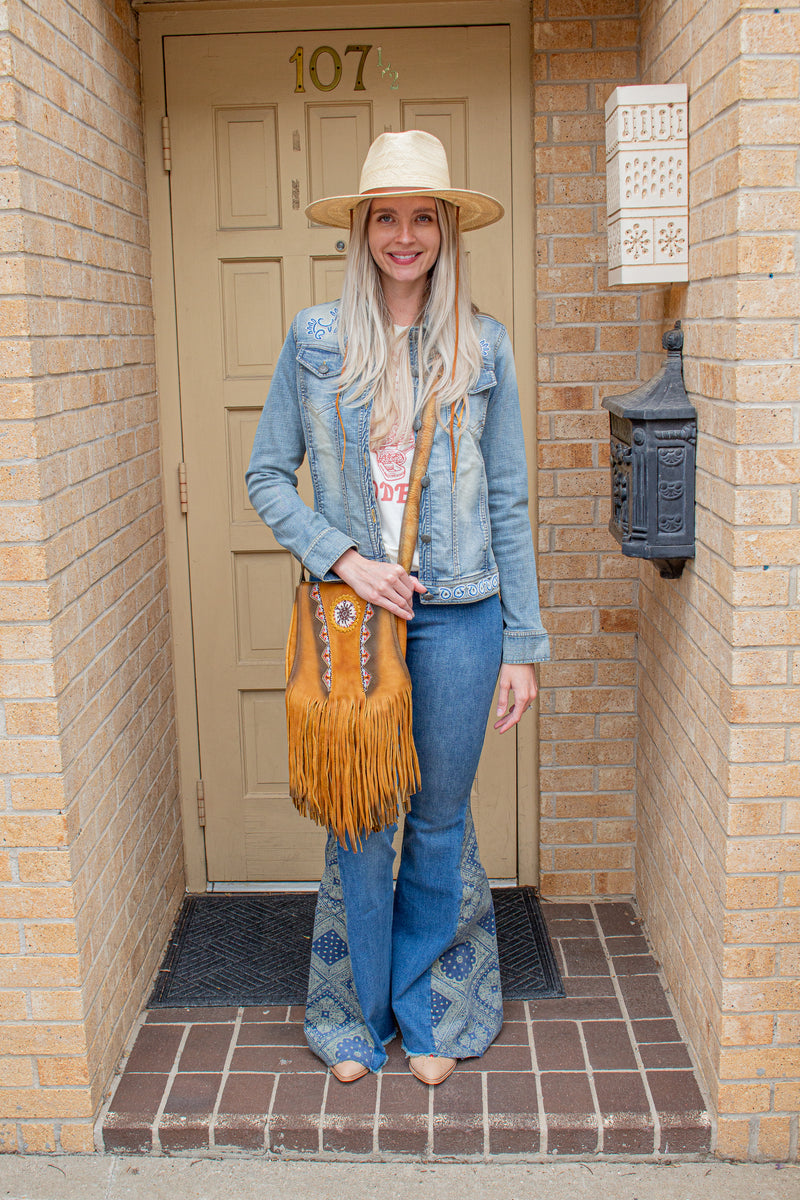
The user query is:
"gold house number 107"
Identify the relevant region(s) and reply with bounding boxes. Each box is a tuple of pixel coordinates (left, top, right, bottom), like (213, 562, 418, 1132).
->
(290, 44, 373, 93)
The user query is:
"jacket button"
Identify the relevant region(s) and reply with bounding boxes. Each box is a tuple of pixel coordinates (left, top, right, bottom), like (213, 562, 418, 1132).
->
(421, 474, 430, 487)
(420, 533, 432, 544)
(412, 415, 422, 432)
(320, 362, 328, 374)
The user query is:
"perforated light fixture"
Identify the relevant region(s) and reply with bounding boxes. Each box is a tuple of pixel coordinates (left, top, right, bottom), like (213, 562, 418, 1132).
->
(605, 84, 689, 286)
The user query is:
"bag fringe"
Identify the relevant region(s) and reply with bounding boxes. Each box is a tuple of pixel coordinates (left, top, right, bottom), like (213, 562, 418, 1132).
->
(286, 685, 420, 848)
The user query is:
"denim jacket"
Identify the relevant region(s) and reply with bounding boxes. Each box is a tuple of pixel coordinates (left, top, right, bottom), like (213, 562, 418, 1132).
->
(246, 303, 549, 664)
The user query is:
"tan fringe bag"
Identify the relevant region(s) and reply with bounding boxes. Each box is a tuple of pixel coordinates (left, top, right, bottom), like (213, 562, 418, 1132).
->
(284, 393, 438, 846)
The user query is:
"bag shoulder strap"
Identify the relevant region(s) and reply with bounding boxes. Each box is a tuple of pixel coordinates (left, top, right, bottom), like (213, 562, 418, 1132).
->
(397, 392, 439, 574)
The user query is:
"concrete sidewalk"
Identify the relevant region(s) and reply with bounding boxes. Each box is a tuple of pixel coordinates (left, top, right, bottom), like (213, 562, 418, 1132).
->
(0, 1159, 797, 1200)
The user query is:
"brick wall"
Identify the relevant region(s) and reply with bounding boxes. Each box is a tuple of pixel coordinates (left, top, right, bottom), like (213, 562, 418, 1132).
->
(636, 0, 800, 1162)
(533, 0, 646, 898)
(0, 0, 183, 1151)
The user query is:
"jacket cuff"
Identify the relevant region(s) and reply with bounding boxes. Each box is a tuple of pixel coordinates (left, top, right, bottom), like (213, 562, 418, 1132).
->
(302, 527, 358, 580)
(502, 629, 551, 665)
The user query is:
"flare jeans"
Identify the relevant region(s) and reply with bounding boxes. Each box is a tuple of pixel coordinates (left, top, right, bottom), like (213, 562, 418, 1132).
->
(305, 592, 504, 1072)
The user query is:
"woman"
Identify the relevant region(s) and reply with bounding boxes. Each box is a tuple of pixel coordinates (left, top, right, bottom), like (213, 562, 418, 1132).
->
(247, 131, 549, 1086)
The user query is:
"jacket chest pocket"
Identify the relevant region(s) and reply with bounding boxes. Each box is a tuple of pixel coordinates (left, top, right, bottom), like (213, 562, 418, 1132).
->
(468, 367, 497, 434)
(296, 346, 342, 413)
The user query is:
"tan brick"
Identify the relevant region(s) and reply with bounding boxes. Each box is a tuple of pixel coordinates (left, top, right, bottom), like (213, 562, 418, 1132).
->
(0, 735, 62, 772)
(539, 872, 592, 898)
(10, 778, 67, 810)
(23, 923, 79, 954)
(59, 1123, 95, 1153)
(534, 20, 593, 49)
(594, 871, 634, 895)
(0, 955, 81, 988)
(0, 1089, 92, 1119)
(37, 1056, 90, 1086)
(714, 1118, 751, 1161)
(0, 815, 68, 847)
(0, 1123, 18, 1152)
(781, 875, 800, 907)
(756, 1115, 792, 1162)
(773, 1082, 800, 1113)
(20, 1124, 57, 1154)
(17, 850, 72, 883)
(726, 804, 783, 838)
(30, 990, 84, 1022)
(0, 887, 74, 920)
(719, 1013, 775, 1046)
(717, 1083, 770, 1114)
(719, 1051, 800, 1089)
(726, 839, 800, 875)
(776, 1014, 800, 1043)
(0, 1056, 35, 1087)
(724, 876, 780, 909)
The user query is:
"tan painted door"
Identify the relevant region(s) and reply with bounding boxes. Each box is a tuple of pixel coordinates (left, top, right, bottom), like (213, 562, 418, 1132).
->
(165, 26, 518, 881)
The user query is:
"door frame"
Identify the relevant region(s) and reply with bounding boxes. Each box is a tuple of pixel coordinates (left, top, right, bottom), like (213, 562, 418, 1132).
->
(138, 0, 541, 893)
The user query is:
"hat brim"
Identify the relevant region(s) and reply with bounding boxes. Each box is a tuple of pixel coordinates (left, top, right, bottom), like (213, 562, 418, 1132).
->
(305, 188, 504, 232)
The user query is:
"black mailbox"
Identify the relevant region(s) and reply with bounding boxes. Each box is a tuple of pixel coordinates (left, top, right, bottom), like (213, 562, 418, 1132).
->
(601, 321, 696, 579)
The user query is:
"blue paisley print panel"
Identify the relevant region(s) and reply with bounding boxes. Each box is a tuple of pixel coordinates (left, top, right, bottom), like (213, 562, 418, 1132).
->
(430, 808, 503, 1057)
(304, 835, 383, 1071)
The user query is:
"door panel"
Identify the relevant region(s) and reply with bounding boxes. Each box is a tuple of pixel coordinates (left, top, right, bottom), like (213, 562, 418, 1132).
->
(165, 27, 518, 881)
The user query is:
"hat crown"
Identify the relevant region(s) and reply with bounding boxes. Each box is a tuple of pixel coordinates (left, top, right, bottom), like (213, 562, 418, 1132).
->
(359, 130, 452, 195)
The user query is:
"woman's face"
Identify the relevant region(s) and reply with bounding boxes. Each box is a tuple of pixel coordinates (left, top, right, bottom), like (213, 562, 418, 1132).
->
(367, 196, 441, 292)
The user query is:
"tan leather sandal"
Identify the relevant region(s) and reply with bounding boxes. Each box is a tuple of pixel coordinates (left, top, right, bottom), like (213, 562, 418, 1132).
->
(408, 1055, 457, 1085)
(330, 1059, 369, 1083)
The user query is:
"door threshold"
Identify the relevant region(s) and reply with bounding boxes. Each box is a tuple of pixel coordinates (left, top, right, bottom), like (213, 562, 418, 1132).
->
(207, 878, 519, 893)
(207, 881, 320, 893)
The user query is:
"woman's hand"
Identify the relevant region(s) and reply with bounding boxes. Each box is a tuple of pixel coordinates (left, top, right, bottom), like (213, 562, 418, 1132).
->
(494, 664, 538, 734)
(332, 549, 427, 620)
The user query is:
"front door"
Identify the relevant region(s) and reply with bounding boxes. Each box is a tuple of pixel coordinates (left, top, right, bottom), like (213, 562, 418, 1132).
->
(165, 26, 519, 881)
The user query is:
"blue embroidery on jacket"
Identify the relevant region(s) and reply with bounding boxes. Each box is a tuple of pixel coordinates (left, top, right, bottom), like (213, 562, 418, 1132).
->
(306, 307, 339, 340)
(438, 573, 500, 601)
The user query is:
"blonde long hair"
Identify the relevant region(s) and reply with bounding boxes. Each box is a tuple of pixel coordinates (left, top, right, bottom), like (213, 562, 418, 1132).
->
(336, 198, 483, 446)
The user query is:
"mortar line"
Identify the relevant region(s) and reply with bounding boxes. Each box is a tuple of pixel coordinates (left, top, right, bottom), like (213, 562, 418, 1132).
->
(481, 1069, 489, 1159)
(373, 1067, 382, 1154)
(591, 901, 661, 1155)
(150, 1022, 191, 1154)
(318, 1068, 331, 1154)
(575, 1018, 603, 1154)
(525, 999, 548, 1156)
(263, 1071, 280, 1152)
(208, 1006, 243, 1150)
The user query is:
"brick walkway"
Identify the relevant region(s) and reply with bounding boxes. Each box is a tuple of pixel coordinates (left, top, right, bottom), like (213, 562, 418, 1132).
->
(101, 901, 712, 1158)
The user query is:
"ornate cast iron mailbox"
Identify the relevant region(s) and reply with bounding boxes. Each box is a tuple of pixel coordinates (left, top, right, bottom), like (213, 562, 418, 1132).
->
(601, 322, 696, 579)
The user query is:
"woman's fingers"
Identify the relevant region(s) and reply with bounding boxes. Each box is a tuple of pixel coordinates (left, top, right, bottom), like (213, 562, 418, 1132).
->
(494, 664, 539, 733)
(331, 550, 426, 619)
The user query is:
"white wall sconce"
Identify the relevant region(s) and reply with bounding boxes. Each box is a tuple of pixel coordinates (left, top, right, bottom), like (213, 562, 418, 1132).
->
(605, 84, 688, 286)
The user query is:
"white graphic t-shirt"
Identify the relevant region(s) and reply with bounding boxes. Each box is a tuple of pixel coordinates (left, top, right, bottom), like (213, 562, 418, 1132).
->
(370, 326, 418, 568)
(370, 420, 417, 569)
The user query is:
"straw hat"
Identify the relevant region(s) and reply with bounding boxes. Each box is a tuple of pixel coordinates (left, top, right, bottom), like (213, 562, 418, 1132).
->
(305, 130, 504, 232)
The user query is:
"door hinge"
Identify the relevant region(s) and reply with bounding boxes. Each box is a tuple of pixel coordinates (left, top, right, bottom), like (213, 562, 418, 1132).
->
(196, 780, 206, 827)
(178, 462, 188, 513)
(161, 115, 172, 172)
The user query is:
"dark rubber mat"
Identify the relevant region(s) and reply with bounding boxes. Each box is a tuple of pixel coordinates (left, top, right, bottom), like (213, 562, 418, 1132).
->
(149, 886, 564, 1007)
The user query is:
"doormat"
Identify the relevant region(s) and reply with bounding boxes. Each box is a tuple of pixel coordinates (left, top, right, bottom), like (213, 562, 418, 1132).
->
(149, 887, 564, 1008)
